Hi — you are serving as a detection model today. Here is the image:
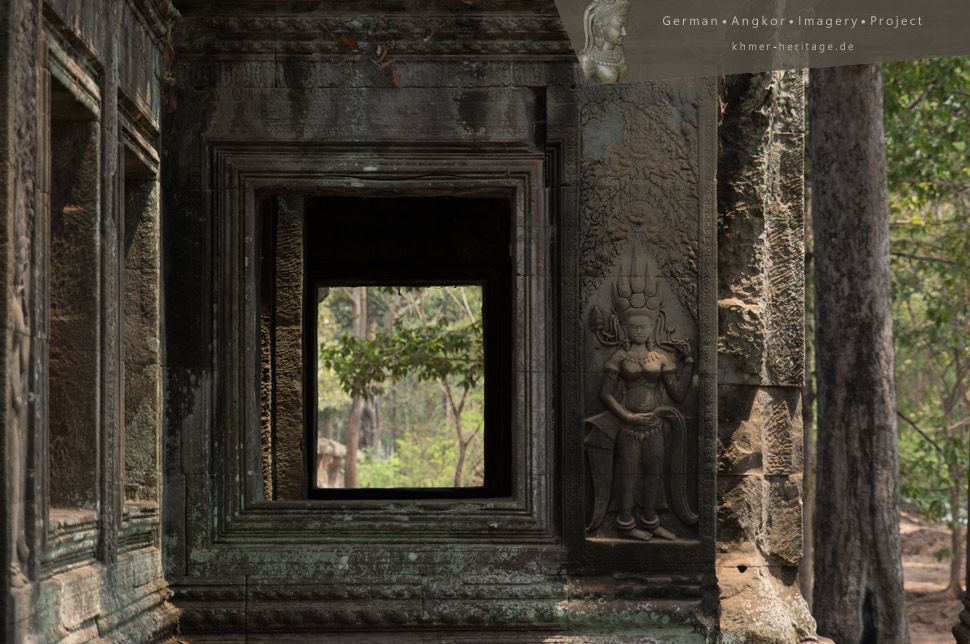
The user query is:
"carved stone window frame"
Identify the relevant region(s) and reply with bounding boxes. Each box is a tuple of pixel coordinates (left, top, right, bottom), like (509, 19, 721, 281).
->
(196, 142, 555, 555)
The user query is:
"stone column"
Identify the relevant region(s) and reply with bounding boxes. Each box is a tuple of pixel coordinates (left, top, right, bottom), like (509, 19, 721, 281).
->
(716, 70, 822, 642)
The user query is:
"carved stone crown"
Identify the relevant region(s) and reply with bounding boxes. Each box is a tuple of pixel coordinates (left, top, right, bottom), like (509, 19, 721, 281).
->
(611, 246, 663, 317)
(590, 0, 631, 22)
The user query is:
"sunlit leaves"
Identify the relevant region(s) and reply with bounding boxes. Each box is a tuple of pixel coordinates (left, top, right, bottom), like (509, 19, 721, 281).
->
(317, 285, 486, 488)
(885, 57, 970, 211)
(884, 58, 970, 537)
(319, 317, 483, 399)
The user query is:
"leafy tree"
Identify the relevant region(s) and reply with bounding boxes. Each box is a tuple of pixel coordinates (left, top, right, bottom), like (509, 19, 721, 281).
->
(884, 56, 970, 597)
(319, 286, 485, 488)
(316, 291, 352, 438)
(322, 316, 483, 399)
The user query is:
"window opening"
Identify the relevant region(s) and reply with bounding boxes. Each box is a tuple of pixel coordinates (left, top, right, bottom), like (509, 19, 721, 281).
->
(255, 195, 512, 500)
(257, 196, 511, 500)
(315, 284, 486, 490)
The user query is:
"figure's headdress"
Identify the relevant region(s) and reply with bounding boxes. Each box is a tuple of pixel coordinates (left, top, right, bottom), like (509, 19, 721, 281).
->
(611, 245, 663, 319)
(581, 0, 632, 50)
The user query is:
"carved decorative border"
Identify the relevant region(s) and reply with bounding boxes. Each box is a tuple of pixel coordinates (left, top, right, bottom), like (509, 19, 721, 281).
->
(174, 10, 573, 59)
(698, 77, 718, 556)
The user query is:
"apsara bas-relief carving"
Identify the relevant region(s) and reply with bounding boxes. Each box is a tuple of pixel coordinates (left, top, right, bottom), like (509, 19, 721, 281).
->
(578, 0, 630, 84)
(585, 246, 699, 542)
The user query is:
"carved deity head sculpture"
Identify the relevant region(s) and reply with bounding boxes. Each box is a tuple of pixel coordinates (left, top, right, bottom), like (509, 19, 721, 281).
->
(578, 0, 631, 84)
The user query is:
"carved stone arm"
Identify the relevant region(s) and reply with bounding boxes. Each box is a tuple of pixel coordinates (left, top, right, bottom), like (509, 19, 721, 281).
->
(662, 345, 694, 404)
(598, 370, 633, 423)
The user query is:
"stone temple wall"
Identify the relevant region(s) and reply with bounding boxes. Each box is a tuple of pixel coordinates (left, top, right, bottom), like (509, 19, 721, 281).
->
(0, 1, 177, 642)
(1, 1, 817, 642)
(158, 2, 818, 642)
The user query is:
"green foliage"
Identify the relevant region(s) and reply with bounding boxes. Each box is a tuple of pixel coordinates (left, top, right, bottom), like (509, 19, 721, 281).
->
(316, 292, 352, 416)
(316, 285, 485, 488)
(319, 316, 483, 399)
(885, 58, 970, 211)
(884, 58, 970, 542)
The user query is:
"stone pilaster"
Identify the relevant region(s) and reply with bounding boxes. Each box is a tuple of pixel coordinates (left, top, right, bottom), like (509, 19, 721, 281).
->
(716, 69, 823, 643)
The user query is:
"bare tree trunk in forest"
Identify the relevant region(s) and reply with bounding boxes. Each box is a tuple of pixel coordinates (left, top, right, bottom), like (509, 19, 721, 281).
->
(810, 64, 909, 643)
(344, 396, 363, 488)
(362, 399, 381, 453)
(452, 414, 466, 487)
(800, 222, 815, 607)
(362, 313, 381, 452)
(441, 378, 474, 488)
(950, 473, 965, 598)
(343, 286, 368, 488)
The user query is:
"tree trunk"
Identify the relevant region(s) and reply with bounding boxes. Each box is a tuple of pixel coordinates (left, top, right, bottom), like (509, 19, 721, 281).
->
(453, 432, 466, 488)
(362, 398, 381, 453)
(950, 477, 965, 598)
(343, 286, 368, 488)
(344, 396, 364, 488)
(810, 64, 909, 643)
(800, 225, 815, 607)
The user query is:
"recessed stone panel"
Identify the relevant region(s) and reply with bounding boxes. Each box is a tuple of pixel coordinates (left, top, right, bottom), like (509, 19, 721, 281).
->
(575, 80, 716, 564)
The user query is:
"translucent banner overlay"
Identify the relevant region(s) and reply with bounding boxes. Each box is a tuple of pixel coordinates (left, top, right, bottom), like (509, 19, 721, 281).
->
(555, 0, 970, 82)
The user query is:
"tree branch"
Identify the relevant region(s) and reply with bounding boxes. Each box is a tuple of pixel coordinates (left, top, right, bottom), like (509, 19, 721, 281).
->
(904, 80, 937, 111)
(897, 408, 947, 458)
(445, 287, 476, 323)
(890, 251, 967, 267)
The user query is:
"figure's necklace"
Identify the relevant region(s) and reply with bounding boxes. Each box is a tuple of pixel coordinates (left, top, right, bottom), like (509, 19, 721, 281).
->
(584, 45, 625, 67)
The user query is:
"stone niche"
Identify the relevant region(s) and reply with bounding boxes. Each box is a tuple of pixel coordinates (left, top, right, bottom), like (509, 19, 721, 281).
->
(567, 82, 717, 566)
(159, 2, 815, 643)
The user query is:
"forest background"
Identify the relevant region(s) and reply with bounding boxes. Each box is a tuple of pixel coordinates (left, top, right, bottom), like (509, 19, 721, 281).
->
(801, 57, 970, 643)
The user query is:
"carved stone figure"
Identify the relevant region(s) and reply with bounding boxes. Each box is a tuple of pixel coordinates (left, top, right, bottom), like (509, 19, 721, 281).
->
(585, 248, 698, 541)
(578, 0, 631, 84)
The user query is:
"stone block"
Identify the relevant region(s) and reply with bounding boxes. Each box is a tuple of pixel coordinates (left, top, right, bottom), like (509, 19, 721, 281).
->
(717, 71, 806, 388)
(161, 215, 206, 369)
(716, 474, 763, 558)
(56, 564, 106, 631)
(48, 347, 99, 509)
(272, 326, 305, 500)
(763, 391, 801, 476)
(764, 475, 803, 566)
(165, 367, 209, 475)
(124, 363, 161, 502)
(273, 195, 303, 328)
(718, 564, 818, 644)
(718, 385, 802, 477)
(718, 298, 765, 381)
(718, 385, 763, 474)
